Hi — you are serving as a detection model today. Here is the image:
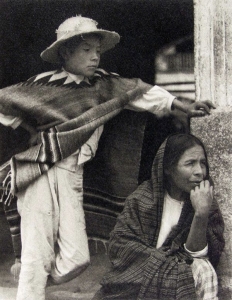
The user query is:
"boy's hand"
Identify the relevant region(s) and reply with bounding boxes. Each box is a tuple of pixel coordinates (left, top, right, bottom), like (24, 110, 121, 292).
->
(172, 99, 216, 117)
(185, 100, 216, 117)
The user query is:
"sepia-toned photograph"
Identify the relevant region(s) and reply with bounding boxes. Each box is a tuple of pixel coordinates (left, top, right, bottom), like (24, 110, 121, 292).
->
(0, 0, 231, 299)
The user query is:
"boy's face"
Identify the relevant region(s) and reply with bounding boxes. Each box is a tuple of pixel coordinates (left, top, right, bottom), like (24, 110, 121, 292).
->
(63, 36, 101, 77)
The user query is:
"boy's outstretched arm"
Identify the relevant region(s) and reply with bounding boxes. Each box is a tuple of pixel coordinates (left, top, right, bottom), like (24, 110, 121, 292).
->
(172, 99, 216, 117)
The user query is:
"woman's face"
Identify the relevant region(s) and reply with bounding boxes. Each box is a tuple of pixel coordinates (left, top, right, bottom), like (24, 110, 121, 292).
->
(166, 145, 207, 199)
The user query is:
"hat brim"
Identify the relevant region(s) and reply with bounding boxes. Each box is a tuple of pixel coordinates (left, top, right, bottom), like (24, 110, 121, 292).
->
(40, 29, 120, 64)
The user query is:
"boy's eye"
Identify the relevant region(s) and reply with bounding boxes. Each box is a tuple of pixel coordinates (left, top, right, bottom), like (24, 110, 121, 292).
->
(186, 161, 194, 165)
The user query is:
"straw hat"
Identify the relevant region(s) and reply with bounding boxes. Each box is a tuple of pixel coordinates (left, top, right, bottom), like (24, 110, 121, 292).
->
(41, 16, 120, 64)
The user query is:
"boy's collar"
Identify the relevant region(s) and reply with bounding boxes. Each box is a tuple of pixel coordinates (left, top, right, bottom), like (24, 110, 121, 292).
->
(61, 68, 113, 85)
(62, 68, 90, 85)
(33, 68, 111, 85)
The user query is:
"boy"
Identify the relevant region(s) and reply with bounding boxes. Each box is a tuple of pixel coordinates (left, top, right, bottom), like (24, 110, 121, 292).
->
(0, 16, 214, 300)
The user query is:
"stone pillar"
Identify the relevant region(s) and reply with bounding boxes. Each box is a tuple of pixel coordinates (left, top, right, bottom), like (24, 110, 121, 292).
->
(192, 1, 232, 299)
(194, 0, 232, 106)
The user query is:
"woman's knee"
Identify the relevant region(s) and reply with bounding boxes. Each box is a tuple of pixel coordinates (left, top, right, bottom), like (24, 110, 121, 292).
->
(191, 258, 218, 300)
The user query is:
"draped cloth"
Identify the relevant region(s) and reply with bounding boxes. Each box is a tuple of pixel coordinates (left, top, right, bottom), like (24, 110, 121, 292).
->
(0, 73, 152, 196)
(95, 137, 225, 300)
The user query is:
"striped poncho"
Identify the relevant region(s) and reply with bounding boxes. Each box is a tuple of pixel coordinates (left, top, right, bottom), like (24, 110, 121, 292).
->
(96, 137, 225, 300)
(0, 69, 152, 196)
(0, 69, 154, 259)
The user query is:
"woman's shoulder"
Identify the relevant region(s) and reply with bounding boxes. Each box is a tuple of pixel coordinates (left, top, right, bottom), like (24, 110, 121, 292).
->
(126, 180, 154, 208)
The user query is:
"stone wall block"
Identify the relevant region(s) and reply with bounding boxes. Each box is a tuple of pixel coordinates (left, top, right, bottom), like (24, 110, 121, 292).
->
(191, 108, 232, 298)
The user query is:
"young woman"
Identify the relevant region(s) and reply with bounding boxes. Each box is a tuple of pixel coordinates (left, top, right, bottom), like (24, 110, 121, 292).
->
(94, 133, 225, 300)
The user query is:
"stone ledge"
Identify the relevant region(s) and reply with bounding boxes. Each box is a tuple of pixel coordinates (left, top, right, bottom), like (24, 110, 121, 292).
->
(191, 107, 232, 300)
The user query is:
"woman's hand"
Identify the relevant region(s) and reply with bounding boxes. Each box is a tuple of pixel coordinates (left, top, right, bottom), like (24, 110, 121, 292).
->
(190, 180, 213, 216)
(186, 180, 213, 252)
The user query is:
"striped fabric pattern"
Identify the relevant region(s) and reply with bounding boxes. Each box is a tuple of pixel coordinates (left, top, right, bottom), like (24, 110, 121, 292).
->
(3, 199, 21, 258)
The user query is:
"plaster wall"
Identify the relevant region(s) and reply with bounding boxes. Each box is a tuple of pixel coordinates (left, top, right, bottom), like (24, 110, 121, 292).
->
(191, 110, 232, 299)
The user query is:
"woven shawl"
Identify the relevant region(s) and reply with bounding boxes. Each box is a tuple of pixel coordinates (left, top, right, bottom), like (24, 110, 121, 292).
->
(97, 137, 225, 300)
(0, 73, 151, 194)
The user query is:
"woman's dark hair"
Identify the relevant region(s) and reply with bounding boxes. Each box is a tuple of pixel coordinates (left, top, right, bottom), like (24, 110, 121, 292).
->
(58, 33, 103, 63)
(163, 133, 209, 180)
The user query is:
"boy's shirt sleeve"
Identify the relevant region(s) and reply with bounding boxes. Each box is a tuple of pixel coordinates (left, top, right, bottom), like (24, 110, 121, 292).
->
(78, 125, 104, 165)
(0, 112, 22, 129)
(125, 85, 175, 117)
(57, 126, 104, 171)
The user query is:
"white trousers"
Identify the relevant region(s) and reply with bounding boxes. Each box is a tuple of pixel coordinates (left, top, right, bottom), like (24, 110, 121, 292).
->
(16, 163, 90, 300)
